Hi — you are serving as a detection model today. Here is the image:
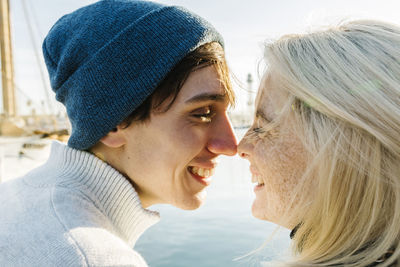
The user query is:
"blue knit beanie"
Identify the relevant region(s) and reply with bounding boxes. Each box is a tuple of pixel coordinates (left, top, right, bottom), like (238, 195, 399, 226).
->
(42, 0, 224, 150)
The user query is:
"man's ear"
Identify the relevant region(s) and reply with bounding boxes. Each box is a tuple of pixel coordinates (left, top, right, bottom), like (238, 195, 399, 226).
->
(99, 125, 126, 148)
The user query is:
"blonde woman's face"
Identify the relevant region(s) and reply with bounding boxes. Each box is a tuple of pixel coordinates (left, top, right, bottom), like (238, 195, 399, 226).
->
(238, 72, 308, 229)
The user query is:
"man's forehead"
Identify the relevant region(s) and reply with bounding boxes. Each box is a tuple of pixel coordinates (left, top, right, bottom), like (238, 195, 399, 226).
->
(175, 66, 228, 102)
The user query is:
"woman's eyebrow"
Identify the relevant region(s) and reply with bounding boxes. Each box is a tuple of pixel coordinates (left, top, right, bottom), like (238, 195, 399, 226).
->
(256, 109, 272, 122)
(185, 93, 226, 104)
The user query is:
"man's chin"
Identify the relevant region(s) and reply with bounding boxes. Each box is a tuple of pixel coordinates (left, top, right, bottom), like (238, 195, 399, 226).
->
(174, 191, 207, 210)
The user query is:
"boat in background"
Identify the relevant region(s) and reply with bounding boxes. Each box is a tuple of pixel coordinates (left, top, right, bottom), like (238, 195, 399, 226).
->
(0, 0, 69, 182)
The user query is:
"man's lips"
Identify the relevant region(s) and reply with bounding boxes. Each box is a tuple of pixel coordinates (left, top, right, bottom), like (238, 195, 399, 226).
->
(187, 166, 216, 186)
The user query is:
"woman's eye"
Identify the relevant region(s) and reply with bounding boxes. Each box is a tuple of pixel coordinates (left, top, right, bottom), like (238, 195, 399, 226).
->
(250, 124, 279, 140)
(252, 127, 265, 134)
(191, 107, 214, 122)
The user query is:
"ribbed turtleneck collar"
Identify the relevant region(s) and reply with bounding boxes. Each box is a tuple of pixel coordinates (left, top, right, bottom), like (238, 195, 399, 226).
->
(34, 141, 160, 247)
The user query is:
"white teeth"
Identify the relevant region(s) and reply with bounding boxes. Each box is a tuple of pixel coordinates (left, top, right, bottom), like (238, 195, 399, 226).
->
(190, 167, 213, 178)
(198, 168, 204, 177)
(252, 175, 264, 185)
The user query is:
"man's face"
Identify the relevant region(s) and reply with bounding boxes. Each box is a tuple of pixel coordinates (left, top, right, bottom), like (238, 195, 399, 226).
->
(117, 66, 237, 210)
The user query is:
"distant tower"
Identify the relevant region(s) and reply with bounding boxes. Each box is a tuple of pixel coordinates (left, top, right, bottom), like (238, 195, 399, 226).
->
(247, 73, 253, 107)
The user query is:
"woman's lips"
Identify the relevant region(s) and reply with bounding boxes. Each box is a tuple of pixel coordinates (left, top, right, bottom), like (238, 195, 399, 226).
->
(254, 183, 265, 192)
(250, 165, 265, 190)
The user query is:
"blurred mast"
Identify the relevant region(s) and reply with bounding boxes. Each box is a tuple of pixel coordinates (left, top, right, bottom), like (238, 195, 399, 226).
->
(0, 0, 16, 118)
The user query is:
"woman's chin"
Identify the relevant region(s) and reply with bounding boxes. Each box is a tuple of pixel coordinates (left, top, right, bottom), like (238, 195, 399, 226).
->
(251, 200, 268, 221)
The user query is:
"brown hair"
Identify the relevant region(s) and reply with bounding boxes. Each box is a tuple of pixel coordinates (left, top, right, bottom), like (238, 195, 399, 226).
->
(121, 42, 234, 127)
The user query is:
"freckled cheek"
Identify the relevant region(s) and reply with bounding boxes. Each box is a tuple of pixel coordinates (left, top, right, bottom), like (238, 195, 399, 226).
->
(253, 140, 305, 191)
(253, 141, 284, 178)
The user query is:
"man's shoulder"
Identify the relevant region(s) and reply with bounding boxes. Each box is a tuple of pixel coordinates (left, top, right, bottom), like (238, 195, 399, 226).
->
(0, 192, 148, 267)
(0, 229, 148, 267)
(0, 177, 148, 266)
(0, 226, 87, 266)
(0, 163, 150, 266)
(69, 227, 149, 267)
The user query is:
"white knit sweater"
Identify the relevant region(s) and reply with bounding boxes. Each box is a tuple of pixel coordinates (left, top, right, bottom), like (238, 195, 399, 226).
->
(0, 141, 160, 266)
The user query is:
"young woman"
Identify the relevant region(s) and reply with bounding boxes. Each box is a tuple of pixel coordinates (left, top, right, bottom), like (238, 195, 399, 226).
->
(239, 20, 400, 266)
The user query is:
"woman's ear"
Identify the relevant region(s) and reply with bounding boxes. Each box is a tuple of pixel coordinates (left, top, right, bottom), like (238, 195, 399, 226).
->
(99, 125, 126, 148)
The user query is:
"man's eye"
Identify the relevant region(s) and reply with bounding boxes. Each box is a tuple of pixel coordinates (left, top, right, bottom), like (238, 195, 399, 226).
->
(191, 107, 214, 122)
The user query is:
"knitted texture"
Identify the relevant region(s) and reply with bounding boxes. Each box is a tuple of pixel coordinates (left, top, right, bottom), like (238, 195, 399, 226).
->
(0, 141, 160, 266)
(42, 0, 224, 150)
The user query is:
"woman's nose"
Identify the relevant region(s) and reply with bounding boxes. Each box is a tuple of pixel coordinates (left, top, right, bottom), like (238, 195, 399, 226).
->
(238, 131, 253, 159)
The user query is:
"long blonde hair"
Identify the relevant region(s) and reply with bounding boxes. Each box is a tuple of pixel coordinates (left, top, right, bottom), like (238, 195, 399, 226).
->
(264, 20, 400, 266)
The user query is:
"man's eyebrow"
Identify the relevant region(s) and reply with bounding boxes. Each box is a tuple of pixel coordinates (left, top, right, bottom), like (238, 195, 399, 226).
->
(256, 109, 271, 122)
(185, 93, 226, 104)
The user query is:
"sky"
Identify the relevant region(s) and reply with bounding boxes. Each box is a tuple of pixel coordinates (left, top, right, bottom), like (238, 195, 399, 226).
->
(3, 0, 400, 115)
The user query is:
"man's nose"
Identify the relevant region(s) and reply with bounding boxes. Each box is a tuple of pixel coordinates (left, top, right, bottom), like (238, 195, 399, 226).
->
(207, 114, 237, 156)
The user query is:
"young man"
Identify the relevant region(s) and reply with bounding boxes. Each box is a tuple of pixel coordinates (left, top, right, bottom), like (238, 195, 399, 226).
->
(0, 0, 237, 266)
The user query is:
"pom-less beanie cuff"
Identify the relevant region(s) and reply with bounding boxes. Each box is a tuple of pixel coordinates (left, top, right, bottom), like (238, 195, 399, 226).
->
(43, 1, 224, 150)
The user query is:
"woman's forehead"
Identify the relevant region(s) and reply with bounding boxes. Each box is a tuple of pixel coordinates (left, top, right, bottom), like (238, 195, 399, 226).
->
(256, 72, 288, 115)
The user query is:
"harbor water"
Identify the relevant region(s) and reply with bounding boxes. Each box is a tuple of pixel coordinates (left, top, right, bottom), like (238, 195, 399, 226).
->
(0, 130, 291, 267)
